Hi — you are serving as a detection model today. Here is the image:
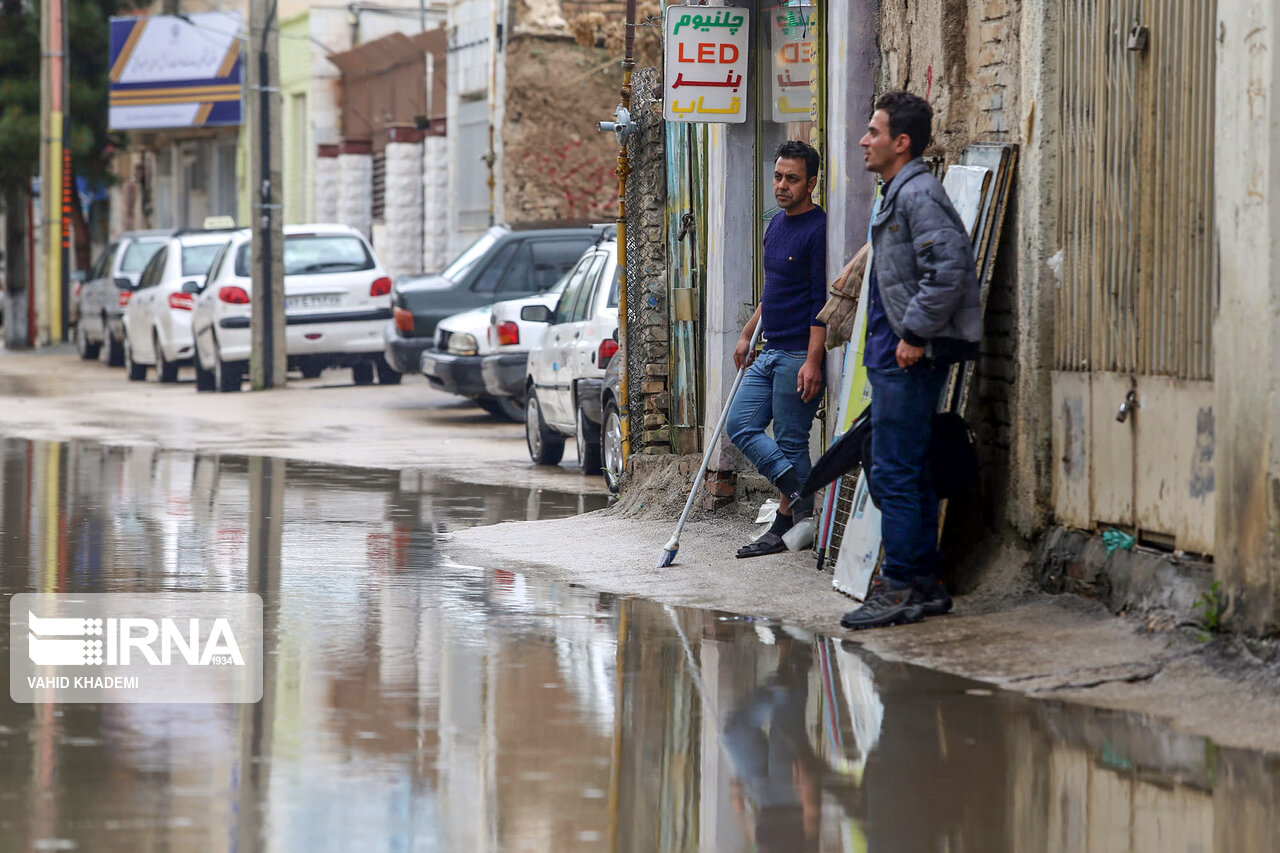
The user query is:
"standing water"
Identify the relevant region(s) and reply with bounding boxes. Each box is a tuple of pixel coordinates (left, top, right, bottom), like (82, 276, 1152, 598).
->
(0, 438, 1275, 851)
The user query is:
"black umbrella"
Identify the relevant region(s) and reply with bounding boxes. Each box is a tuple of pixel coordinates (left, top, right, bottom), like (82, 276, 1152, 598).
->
(800, 409, 872, 498)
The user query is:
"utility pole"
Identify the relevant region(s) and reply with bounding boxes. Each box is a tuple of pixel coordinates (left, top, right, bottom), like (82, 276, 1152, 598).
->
(249, 0, 284, 389)
(38, 0, 65, 346)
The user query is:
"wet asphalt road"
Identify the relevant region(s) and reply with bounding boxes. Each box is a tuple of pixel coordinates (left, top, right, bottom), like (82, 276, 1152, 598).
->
(0, 437, 1277, 852)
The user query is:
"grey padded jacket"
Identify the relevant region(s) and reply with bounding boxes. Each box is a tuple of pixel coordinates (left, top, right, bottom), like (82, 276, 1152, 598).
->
(869, 157, 981, 361)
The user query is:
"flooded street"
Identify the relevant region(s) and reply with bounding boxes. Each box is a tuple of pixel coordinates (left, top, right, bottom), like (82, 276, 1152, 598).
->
(0, 437, 1277, 851)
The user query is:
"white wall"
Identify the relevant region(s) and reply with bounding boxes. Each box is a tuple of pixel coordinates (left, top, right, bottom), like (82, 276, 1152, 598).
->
(447, 0, 498, 259)
(1214, 0, 1280, 632)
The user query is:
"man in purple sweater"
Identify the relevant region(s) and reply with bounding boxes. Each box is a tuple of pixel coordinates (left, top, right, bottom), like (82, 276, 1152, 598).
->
(726, 140, 828, 558)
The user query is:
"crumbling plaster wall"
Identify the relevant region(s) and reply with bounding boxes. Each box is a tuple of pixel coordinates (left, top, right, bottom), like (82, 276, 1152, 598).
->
(500, 13, 620, 225)
(878, 0, 1054, 543)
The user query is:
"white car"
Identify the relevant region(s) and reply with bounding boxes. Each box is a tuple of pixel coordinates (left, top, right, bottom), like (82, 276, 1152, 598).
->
(419, 275, 569, 420)
(122, 231, 232, 382)
(75, 230, 171, 366)
(523, 237, 619, 473)
(190, 224, 398, 392)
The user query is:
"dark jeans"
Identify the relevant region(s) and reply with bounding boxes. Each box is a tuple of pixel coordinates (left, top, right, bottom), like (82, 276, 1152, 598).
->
(726, 348, 823, 486)
(867, 363, 950, 585)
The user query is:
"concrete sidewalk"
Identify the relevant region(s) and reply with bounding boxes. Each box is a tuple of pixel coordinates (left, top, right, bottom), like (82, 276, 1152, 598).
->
(446, 506, 1280, 755)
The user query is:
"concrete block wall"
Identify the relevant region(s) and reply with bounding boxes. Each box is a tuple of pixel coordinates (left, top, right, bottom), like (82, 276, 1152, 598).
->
(383, 136, 425, 279)
(423, 135, 449, 272)
(309, 7, 349, 149)
(337, 146, 374, 239)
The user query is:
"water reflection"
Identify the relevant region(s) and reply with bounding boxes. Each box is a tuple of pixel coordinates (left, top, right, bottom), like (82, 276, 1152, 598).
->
(0, 437, 1276, 851)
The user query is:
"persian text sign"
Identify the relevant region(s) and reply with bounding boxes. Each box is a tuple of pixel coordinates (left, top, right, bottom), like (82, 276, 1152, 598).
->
(769, 5, 817, 123)
(108, 13, 244, 130)
(663, 8, 750, 123)
(10, 593, 263, 703)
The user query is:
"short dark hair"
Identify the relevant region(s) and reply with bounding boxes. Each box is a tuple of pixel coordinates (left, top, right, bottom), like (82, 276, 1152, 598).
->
(774, 140, 820, 181)
(874, 91, 933, 158)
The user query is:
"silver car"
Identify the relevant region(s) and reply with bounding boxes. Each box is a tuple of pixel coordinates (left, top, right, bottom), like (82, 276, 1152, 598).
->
(75, 230, 172, 365)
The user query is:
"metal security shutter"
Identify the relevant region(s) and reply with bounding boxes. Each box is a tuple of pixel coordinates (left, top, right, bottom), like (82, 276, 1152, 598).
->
(1055, 0, 1218, 380)
(1051, 0, 1219, 554)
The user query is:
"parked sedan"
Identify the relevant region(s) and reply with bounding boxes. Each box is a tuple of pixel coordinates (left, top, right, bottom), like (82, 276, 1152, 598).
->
(523, 237, 619, 473)
(191, 224, 397, 392)
(419, 276, 569, 420)
(599, 335, 624, 493)
(75, 230, 171, 365)
(385, 225, 600, 376)
(122, 231, 231, 382)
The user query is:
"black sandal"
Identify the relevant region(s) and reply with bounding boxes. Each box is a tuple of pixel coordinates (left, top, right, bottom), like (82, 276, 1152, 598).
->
(736, 533, 787, 558)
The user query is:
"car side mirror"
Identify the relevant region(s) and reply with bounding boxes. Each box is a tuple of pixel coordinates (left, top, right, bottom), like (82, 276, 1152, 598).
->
(521, 304, 552, 324)
(114, 277, 132, 289)
(180, 279, 202, 294)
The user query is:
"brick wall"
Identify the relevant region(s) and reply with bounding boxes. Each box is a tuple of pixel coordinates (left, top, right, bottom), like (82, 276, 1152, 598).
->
(877, 0, 1025, 538)
(624, 67, 672, 456)
(969, 0, 1021, 531)
(971, 0, 1020, 140)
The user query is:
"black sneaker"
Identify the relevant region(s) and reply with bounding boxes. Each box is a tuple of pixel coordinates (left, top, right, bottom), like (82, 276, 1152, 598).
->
(840, 582, 925, 631)
(915, 579, 954, 616)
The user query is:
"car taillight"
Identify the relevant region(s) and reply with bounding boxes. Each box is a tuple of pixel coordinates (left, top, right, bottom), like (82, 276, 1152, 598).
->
(496, 321, 519, 346)
(394, 307, 415, 333)
(218, 286, 251, 304)
(598, 338, 619, 366)
(168, 292, 195, 311)
(118, 291, 132, 307)
(370, 277, 392, 297)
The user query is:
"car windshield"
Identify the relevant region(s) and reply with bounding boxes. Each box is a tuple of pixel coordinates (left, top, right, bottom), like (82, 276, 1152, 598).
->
(440, 230, 501, 282)
(119, 240, 164, 273)
(181, 244, 224, 276)
(283, 235, 375, 275)
(231, 236, 375, 277)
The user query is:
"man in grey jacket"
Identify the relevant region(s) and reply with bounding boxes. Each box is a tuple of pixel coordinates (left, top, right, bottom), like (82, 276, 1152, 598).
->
(841, 91, 981, 631)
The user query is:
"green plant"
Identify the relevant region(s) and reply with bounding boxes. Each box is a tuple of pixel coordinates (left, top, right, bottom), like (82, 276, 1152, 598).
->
(1192, 580, 1224, 640)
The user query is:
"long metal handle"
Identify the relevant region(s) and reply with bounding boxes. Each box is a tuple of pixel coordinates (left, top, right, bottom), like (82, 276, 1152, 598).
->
(670, 322, 764, 540)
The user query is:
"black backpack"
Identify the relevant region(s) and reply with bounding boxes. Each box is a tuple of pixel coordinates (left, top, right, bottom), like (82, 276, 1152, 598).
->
(862, 411, 979, 506)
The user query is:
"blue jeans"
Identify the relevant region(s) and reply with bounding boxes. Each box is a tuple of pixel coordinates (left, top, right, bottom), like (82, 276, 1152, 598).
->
(726, 348, 822, 487)
(867, 363, 950, 585)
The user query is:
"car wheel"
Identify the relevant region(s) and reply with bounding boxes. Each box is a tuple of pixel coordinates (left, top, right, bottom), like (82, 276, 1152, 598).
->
(299, 362, 324, 380)
(352, 362, 375, 386)
(124, 336, 146, 382)
(478, 396, 523, 422)
(75, 322, 100, 361)
(102, 318, 124, 367)
(602, 401, 624, 494)
(576, 403, 603, 475)
(375, 355, 402, 385)
(524, 389, 565, 465)
(214, 347, 243, 393)
(154, 332, 178, 383)
(194, 349, 215, 392)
